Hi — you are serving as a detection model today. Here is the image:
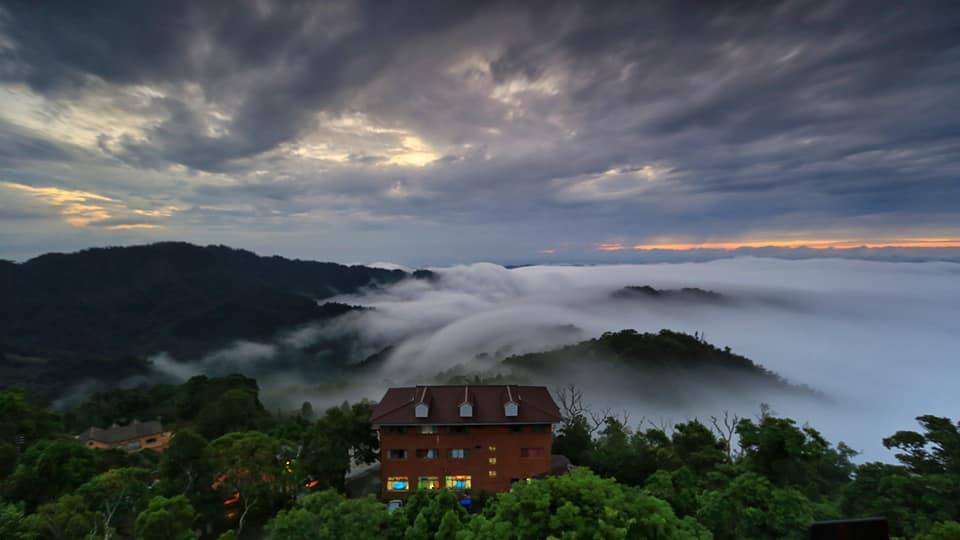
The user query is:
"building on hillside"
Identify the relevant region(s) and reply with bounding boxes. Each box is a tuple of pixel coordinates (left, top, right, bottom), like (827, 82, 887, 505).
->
(369, 385, 562, 498)
(77, 419, 172, 452)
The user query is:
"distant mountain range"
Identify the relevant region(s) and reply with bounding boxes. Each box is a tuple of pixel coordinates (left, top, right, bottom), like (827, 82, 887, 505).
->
(0, 243, 429, 398)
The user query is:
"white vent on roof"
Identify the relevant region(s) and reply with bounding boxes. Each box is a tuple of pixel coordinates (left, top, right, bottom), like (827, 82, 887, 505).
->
(504, 386, 518, 417)
(415, 403, 429, 418)
(459, 402, 473, 417)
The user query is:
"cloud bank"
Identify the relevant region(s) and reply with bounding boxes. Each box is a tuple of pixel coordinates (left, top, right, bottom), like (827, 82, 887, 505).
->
(1, 1, 958, 262)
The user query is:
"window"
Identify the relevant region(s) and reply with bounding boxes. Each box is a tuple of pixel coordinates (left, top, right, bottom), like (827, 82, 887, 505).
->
(387, 449, 407, 460)
(448, 448, 468, 459)
(488, 470, 497, 477)
(126, 441, 142, 450)
(488, 445, 496, 452)
(509, 425, 523, 433)
(416, 448, 438, 460)
(145, 438, 157, 444)
(448, 426, 468, 434)
(385, 426, 406, 434)
(521, 447, 546, 458)
(445, 475, 471, 490)
(419, 425, 437, 434)
(532, 425, 548, 433)
(387, 477, 409, 491)
(488, 457, 497, 465)
(418, 477, 440, 490)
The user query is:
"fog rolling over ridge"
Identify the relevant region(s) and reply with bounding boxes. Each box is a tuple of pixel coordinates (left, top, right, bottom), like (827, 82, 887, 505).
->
(311, 257, 959, 461)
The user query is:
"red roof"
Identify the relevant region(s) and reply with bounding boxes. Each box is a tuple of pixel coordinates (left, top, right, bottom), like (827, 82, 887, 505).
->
(370, 385, 562, 425)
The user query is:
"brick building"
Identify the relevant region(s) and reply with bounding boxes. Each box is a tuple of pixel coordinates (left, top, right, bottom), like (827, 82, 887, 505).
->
(77, 419, 172, 452)
(369, 385, 562, 497)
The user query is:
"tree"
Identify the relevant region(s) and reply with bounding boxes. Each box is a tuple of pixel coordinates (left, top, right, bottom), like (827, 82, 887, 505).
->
(736, 415, 855, 498)
(197, 388, 270, 439)
(299, 402, 379, 492)
(463, 468, 710, 539)
(0, 502, 30, 540)
(883, 415, 960, 476)
(135, 495, 198, 540)
(696, 472, 823, 540)
(76, 467, 151, 539)
(209, 431, 284, 537)
(159, 429, 211, 495)
(917, 521, 960, 540)
(5, 439, 98, 509)
(265, 490, 393, 540)
(21, 494, 96, 540)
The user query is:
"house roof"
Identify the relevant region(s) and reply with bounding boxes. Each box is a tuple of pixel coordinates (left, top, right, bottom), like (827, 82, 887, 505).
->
(78, 419, 166, 444)
(370, 385, 562, 425)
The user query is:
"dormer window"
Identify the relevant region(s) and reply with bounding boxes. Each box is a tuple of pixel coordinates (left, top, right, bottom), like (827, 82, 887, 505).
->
(459, 402, 473, 417)
(415, 403, 429, 418)
(504, 401, 518, 417)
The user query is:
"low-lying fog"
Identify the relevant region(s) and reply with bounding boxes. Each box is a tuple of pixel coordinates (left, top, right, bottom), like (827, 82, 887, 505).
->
(163, 256, 960, 462)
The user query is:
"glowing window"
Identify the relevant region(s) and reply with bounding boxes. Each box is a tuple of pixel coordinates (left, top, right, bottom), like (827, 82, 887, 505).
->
(448, 448, 468, 459)
(419, 425, 437, 434)
(387, 477, 409, 491)
(418, 476, 440, 490)
(488, 445, 496, 452)
(445, 475, 471, 490)
(488, 457, 497, 465)
(488, 470, 497, 477)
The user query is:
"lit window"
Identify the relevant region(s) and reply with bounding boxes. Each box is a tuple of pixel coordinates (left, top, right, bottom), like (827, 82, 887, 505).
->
(448, 448, 468, 459)
(488, 445, 496, 452)
(418, 477, 440, 490)
(520, 447, 545, 458)
(126, 441, 142, 450)
(488, 470, 497, 477)
(387, 477, 409, 491)
(488, 457, 497, 465)
(388, 449, 407, 459)
(416, 448, 438, 459)
(420, 425, 437, 434)
(445, 475, 471, 490)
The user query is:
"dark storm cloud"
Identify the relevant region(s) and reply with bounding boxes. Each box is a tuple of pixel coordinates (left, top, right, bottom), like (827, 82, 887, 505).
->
(0, 0, 958, 261)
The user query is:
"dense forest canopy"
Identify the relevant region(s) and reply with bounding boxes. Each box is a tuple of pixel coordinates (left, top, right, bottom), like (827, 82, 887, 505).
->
(1, 376, 958, 539)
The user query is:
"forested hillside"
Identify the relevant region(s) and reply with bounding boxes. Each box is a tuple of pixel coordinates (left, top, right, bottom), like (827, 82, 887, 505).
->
(2, 377, 958, 539)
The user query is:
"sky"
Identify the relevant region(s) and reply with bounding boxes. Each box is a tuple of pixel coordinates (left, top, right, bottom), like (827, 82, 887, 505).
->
(1, 0, 959, 264)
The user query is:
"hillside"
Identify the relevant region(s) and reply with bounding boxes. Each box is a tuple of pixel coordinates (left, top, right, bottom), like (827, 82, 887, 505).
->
(503, 329, 807, 395)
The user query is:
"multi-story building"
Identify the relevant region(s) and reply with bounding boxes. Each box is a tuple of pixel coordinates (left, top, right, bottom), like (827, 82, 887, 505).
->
(369, 385, 562, 497)
(78, 419, 172, 452)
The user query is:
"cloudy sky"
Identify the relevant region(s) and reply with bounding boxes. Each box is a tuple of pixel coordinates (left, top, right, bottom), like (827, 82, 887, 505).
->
(1, 0, 958, 263)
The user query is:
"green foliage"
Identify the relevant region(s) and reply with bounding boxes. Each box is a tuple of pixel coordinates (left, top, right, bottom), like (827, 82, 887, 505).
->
(695, 472, 821, 540)
(883, 415, 960, 476)
(75, 467, 152, 538)
(5, 439, 98, 509)
(265, 490, 393, 540)
(209, 430, 285, 535)
(394, 489, 467, 539)
(298, 402, 379, 492)
(135, 495, 198, 540)
(736, 415, 856, 498)
(0, 502, 30, 540)
(465, 468, 711, 540)
(22, 494, 97, 540)
(917, 521, 960, 540)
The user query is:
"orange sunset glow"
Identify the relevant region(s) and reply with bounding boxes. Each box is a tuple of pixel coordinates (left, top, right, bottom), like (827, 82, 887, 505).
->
(595, 238, 960, 252)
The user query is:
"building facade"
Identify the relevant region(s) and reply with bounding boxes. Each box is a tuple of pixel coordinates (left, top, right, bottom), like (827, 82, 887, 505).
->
(370, 385, 562, 497)
(78, 419, 172, 452)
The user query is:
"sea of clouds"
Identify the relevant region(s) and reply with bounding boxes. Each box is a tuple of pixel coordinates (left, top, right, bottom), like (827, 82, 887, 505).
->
(149, 256, 960, 462)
